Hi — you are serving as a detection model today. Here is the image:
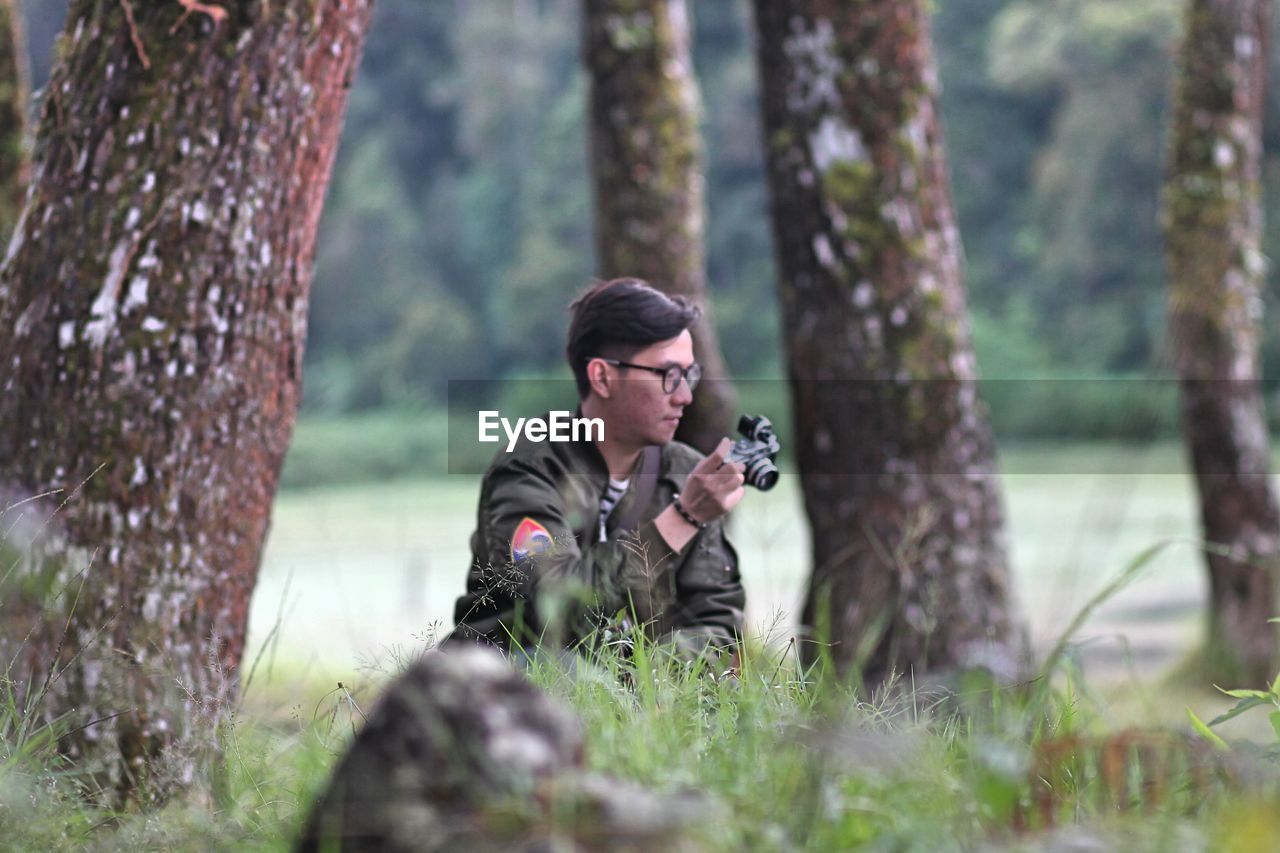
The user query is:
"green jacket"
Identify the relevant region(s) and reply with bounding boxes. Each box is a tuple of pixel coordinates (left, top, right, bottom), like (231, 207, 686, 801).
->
(447, 417, 745, 655)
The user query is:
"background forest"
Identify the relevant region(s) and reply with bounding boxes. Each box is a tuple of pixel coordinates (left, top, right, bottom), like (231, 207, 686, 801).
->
(20, 0, 1280, 433)
(305, 0, 1280, 404)
(182, 0, 1280, 408)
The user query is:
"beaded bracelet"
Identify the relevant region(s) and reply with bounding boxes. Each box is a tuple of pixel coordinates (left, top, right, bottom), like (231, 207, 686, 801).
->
(672, 493, 709, 530)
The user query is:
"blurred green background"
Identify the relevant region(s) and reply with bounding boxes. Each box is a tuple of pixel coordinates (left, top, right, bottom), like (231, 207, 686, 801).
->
(20, 0, 1280, 436)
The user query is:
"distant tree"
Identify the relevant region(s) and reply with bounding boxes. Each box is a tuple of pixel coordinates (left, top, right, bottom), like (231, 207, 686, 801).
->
(0, 0, 29, 241)
(473, 0, 590, 373)
(1164, 0, 1280, 685)
(583, 0, 737, 453)
(0, 0, 373, 804)
(988, 0, 1180, 372)
(307, 0, 482, 409)
(752, 0, 1020, 682)
(689, 0, 779, 379)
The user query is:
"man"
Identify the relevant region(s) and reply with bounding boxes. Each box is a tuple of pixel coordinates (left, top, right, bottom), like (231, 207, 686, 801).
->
(447, 278, 746, 658)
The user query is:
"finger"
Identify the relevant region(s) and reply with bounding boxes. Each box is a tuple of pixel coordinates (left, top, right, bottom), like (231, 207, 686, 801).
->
(717, 459, 745, 484)
(710, 436, 732, 469)
(724, 485, 747, 512)
(712, 468, 743, 496)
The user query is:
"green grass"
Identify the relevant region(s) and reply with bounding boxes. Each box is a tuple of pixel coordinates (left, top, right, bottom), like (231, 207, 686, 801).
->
(5, 625, 1280, 851)
(5, 526, 1280, 849)
(523, 644, 972, 850)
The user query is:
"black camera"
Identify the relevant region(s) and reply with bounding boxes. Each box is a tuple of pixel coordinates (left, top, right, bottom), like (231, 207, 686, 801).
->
(726, 414, 780, 491)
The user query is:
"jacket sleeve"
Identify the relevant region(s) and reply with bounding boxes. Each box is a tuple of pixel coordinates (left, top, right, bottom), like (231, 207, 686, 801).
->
(663, 520, 746, 655)
(480, 460, 682, 645)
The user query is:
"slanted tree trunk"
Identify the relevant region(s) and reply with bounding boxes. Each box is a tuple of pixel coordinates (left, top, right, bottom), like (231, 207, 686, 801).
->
(0, 0, 30, 240)
(1164, 0, 1280, 686)
(583, 0, 737, 453)
(752, 1, 1019, 683)
(0, 0, 373, 804)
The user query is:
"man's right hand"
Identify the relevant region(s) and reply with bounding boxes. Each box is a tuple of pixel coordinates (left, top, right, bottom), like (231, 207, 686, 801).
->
(654, 438, 746, 553)
(679, 437, 746, 524)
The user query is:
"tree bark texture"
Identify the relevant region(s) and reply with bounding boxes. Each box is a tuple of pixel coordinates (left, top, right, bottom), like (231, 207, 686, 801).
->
(0, 0, 373, 803)
(583, 0, 737, 453)
(752, 1, 1019, 683)
(1164, 0, 1280, 685)
(0, 0, 30, 242)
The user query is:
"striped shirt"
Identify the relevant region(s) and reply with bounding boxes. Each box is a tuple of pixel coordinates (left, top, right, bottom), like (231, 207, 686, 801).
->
(598, 477, 630, 542)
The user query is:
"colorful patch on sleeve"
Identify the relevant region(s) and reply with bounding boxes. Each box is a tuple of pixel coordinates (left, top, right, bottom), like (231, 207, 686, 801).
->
(510, 517, 554, 563)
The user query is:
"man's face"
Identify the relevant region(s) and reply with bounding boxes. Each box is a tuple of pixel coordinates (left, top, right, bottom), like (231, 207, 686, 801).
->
(599, 330, 696, 447)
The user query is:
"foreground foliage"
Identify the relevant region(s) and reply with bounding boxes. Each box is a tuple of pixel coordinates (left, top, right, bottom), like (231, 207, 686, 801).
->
(5, 622, 1280, 851)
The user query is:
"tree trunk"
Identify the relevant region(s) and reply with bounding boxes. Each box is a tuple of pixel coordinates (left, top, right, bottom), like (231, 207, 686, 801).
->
(751, 1, 1019, 684)
(0, 0, 373, 804)
(583, 0, 737, 453)
(0, 0, 30, 241)
(1164, 0, 1280, 686)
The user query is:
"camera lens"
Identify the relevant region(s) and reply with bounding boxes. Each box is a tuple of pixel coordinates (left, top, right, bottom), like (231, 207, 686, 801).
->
(745, 458, 779, 491)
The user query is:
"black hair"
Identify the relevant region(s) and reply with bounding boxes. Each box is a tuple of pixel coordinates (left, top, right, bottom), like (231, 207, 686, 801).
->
(565, 278, 702, 398)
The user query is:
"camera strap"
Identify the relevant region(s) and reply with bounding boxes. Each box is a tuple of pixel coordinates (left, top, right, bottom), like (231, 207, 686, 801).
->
(615, 445, 661, 534)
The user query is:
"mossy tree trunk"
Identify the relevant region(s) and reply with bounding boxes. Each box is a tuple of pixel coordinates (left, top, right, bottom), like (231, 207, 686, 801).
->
(752, 1, 1019, 683)
(583, 0, 737, 453)
(1164, 0, 1280, 686)
(0, 0, 30, 241)
(0, 0, 372, 804)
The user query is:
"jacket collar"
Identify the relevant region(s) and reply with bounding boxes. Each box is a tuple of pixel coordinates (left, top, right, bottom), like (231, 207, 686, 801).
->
(556, 404, 612, 482)
(560, 405, 664, 484)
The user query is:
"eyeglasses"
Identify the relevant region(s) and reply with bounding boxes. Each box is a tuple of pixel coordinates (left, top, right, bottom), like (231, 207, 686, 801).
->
(596, 358, 702, 394)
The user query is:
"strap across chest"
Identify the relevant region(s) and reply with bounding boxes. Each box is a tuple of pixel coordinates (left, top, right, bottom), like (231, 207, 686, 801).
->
(612, 445, 661, 534)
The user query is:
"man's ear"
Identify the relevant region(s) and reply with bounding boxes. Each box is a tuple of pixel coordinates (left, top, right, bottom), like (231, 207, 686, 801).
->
(586, 358, 612, 399)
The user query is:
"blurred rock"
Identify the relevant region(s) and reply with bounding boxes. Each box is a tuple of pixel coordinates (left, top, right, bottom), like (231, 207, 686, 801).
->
(297, 646, 707, 852)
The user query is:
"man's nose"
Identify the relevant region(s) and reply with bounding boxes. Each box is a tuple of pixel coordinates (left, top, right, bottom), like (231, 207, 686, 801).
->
(672, 376, 694, 405)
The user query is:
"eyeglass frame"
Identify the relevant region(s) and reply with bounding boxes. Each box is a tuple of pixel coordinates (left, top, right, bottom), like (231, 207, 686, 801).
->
(593, 357, 702, 394)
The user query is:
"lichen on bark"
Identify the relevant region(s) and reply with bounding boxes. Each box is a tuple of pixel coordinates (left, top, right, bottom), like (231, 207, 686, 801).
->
(753, 0, 1021, 684)
(0, 0, 374, 804)
(1163, 0, 1280, 686)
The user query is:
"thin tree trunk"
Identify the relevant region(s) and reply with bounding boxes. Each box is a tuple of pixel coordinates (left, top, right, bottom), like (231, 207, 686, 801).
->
(0, 0, 373, 804)
(0, 0, 30, 241)
(1165, 0, 1280, 686)
(752, 1, 1019, 684)
(583, 0, 737, 453)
